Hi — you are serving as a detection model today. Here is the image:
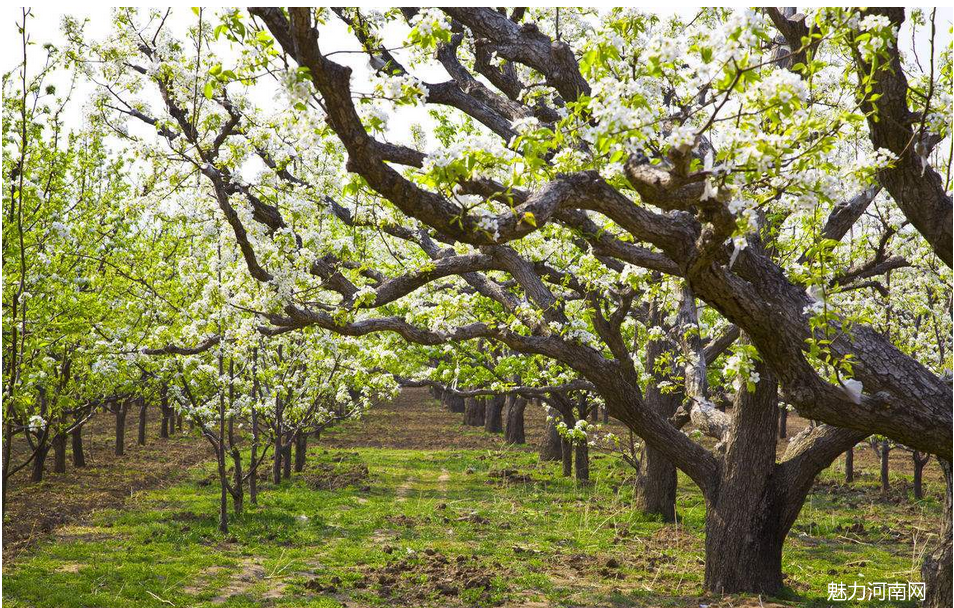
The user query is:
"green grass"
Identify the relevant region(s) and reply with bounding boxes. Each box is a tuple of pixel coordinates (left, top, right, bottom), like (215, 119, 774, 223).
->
(2, 445, 942, 607)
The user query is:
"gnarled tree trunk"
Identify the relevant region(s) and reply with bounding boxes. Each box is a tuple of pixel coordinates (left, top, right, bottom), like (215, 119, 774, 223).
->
(463, 397, 485, 426)
(484, 395, 504, 433)
(504, 396, 526, 444)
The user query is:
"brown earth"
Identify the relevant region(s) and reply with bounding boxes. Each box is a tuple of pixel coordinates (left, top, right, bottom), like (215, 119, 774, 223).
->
(2, 411, 210, 563)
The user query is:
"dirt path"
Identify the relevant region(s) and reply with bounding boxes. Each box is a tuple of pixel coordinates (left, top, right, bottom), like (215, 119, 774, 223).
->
(322, 387, 552, 450)
(2, 414, 210, 563)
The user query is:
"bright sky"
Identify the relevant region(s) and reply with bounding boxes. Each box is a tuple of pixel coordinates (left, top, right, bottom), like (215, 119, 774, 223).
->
(3, 6, 951, 155)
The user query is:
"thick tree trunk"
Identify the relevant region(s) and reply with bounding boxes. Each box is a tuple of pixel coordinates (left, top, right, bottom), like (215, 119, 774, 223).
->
(294, 432, 307, 472)
(574, 440, 589, 484)
(52, 434, 67, 474)
(778, 406, 788, 439)
(539, 405, 562, 461)
(504, 396, 526, 444)
(636, 444, 678, 522)
(71, 426, 85, 468)
(844, 447, 854, 483)
(446, 392, 465, 413)
(484, 395, 504, 433)
(922, 458, 952, 608)
(463, 397, 485, 426)
(702, 363, 795, 595)
(137, 397, 147, 446)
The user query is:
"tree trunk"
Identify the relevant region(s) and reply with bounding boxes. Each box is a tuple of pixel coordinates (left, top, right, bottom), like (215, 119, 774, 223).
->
(484, 395, 504, 433)
(282, 437, 292, 480)
(879, 439, 891, 495)
(561, 438, 573, 477)
(160, 384, 170, 439)
(703, 365, 789, 595)
(115, 408, 126, 457)
(52, 434, 67, 474)
(216, 450, 229, 533)
(574, 440, 589, 484)
(250, 407, 259, 505)
(231, 448, 244, 515)
(636, 443, 678, 522)
(71, 425, 86, 468)
(913, 452, 929, 500)
(845, 447, 854, 483)
(446, 392, 465, 413)
(294, 432, 307, 472)
(137, 396, 147, 446)
(539, 405, 562, 461)
(273, 431, 283, 484)
(31, 442, 49, 482)
(504, 396, 526, 444)
(463, 397, 485, 426)
(176, 412, 182, 432)
(922, 458, 952, 608)
(778, 406, 788, 439)
(636, 334, 680, 522)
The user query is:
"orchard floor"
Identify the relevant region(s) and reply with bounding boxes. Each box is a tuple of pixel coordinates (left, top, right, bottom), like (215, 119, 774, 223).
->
(2, 389, 946, 608)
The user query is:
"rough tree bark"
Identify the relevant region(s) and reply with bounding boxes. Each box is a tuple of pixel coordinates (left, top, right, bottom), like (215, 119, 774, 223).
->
(921, 458, 952, 608)
(913, 451, 930, 500)
(445, 391, 465, 413)
(114, 398, 129, 457)
(52, 434, 67, 474)
(484, 395, 504, 433)
(294, 432, 308, 472)
(504, 395, 526, 444)
(70, 425, 85, 468)
(700, 360, 866, 594)
(463, 397, 485, 426)
(778, 406, 788, 439)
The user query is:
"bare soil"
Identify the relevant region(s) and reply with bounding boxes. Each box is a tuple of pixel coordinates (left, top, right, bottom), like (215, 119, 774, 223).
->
(2, 412, 209, 562)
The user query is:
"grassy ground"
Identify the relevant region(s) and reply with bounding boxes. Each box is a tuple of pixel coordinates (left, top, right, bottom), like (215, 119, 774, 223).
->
(2, 390, 944, 607)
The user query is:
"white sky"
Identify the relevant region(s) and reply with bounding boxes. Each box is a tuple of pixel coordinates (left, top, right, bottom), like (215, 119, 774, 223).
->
(3, 6, 951, 153)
